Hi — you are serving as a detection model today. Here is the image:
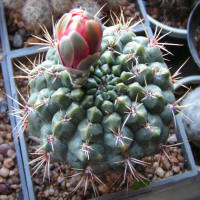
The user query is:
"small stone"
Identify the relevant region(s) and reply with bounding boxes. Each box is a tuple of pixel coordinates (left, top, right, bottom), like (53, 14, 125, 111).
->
(44, 190, 49, 198)
(12, 33, 23, 48)
(177, 155, 184, 162)
(167, 134, 177, 144)
(57, 176, 64, 184)
(144, 166, 153, 174)
(0, 144, 10, 155)
(0, 195, 9, 200)
(75, 196, 82, 200)
(152, 162, 159, 170)
(17, 21, 24, 29)
(164, 171, 173, 178)
(0, 137, 3, 145)
(0, 177, 6, 183)
(0, 167, 10, 178)
(3, 158, 14, 169)
(9, 177, 20, 184)
(0, 184, 9, 194)
(154, 154, 161, 161)
(162, 157, 171, 171)
(9, 170, 16, 177)
(48, 186, 54, 195)
(172, 166, 180, 174)
(10, 184, 20, 189)
(0, 154, 3, 162)
(169, 156, 178, 164)
(98, 184, 110, 194)
(7, 149, 16, 159)
(155, 167, 165, 178)
(147, 173, 153, 179)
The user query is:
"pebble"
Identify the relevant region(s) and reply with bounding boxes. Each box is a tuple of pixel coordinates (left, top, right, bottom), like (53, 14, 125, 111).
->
(0, 195, 9, 200)
(177, 155, 184, 162)
(155, 167, 165, 178)
(98, 184, 110, 194)
(0, 153, 3, 162)
(169, 156, 179, 164)
(57, 176, 64, 184)
(44, 190, 49, 198)
(154, 154, 161, 161)
(7, 149, 16, 159)
(49, 186, 55, 195)
(162, 157, 171, 171)
(0, 184, 9, 194)
(3, 158, 14, 169)
(0, 137, 3, 145)
(152, 161, 159, 170)
(164, 171, 173, 178)
(0, 167, 10, 178)
(10, 184, 20, 189)
(12, 33, 23, 48)
(0, 177, 6, 183)
(0, 144, 10, 156)
(172, 166, 180, 174)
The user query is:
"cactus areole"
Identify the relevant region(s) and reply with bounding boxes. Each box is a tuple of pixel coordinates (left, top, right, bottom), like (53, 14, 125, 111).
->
(55, 9, 102, 86)
(27, 8, 177, 188)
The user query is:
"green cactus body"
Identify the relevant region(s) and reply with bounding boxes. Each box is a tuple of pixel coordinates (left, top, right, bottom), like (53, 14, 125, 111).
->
(27, 25, 175, 173)
(22, 0, 52, 32)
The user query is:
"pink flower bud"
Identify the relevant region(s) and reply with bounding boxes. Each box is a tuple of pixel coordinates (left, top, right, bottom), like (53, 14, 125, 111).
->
(56, 9, 102, 70)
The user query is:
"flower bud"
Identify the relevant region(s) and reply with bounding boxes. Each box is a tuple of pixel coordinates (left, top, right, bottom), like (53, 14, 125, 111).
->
(55, 9, 102, 85)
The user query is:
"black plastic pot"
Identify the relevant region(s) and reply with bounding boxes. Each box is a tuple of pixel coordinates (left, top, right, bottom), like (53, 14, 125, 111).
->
(141, 0, 188, 39)
(187, 1, 200, 69)
(0, 1, 199, 199)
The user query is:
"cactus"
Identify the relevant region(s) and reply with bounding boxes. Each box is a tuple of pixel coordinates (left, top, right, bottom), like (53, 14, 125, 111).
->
(17, 9, 178, 196)
(181, 87, 200, 147)
(50, 0, 72, 17)
(1, 0, 25, 10)
(22, 0, 52, 33)
(72, 0, 100, 17)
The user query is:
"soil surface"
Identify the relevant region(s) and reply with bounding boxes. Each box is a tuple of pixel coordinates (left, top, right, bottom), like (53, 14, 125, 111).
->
(0, 69, 21, 200)
(145, 0, 196, 29)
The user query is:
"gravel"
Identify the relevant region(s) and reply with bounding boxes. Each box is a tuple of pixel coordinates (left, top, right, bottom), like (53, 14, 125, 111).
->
(0, 70, 21, 199)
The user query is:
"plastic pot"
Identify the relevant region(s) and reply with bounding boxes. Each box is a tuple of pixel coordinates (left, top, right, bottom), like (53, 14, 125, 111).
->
(141, 0, 188, 39)
(187, 1, 200, 69)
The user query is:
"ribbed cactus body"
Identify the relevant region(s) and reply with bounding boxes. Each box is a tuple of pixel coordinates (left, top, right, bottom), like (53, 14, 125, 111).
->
(27, 25, 175, 172)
